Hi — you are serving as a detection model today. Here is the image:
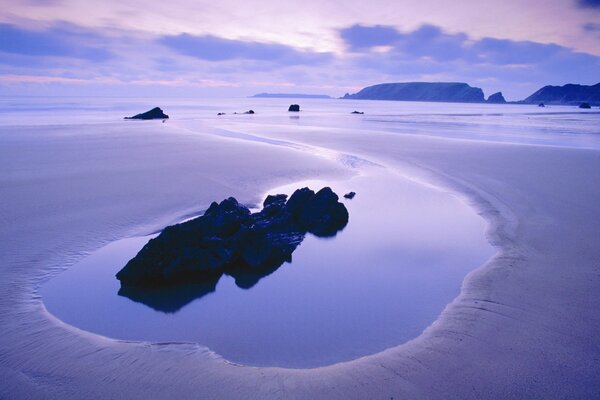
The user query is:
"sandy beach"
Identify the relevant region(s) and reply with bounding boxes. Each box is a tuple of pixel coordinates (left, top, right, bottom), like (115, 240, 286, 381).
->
(1, 101, 599, 399)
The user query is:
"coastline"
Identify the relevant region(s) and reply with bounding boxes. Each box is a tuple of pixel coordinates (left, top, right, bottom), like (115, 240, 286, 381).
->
(1, 108, 599, 398)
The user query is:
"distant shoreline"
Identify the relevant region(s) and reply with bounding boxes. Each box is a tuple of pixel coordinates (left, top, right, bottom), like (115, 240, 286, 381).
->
(250, 93, 332, 99)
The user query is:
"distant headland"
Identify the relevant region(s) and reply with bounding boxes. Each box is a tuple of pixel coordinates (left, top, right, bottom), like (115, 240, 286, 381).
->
(341, 81, 600, 106)
(519, 83, 600, 106)
(341, 82, 485, 103)
(251, 93, 332, 99)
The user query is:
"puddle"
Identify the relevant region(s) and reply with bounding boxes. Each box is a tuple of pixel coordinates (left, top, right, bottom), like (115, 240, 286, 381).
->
(41, 168, 494, 368)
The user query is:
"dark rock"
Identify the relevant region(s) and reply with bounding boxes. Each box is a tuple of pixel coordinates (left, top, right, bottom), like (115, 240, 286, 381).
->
(522, 82, 600, 106)
(125, 107, 169, 120)
(116, 187, 349, 288)
(264, 194, 287, 207)
(342, 82, 485, 103)
(579, 102, 592, 109)
(487, 92, 507, 104)
(351, 111, 364, 114)
(217, 112, 226, 115)
(288, 104, 300, 112)
(118, 279, 220, 313)
(296, 188, 349, 237)
(344, 192, 356, 199)
(538, 103, 545, 107)
(244, 110, 255, 114)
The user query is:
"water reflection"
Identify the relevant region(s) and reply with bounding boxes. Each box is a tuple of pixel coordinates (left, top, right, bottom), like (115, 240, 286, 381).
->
(118, 279, 219, 313)
(118, 254, 296, 312)
(41, 168, 494, 368)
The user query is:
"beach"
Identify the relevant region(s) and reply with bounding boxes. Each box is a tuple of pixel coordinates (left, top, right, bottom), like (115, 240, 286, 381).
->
(1, 98, 599, 399)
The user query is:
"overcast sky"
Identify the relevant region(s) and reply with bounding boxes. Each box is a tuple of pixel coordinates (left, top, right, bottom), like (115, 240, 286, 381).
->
(1, 0, 599, 100)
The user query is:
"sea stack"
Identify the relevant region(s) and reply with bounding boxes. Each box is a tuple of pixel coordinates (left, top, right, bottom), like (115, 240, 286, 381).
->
(124, 107, 169, 120)
(487, 92, 507, 104)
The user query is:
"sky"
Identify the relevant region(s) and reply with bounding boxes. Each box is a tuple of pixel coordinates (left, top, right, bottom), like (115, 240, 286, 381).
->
(0, 0, 599, 100)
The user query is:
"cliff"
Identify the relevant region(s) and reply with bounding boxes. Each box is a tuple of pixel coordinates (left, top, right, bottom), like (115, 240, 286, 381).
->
(487, 92, 507, 104)
(521, 83, 600, 106)
(341, 82, 485, 103)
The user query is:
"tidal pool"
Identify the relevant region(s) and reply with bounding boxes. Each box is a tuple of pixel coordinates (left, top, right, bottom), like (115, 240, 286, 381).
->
(41, 168, 494, 368)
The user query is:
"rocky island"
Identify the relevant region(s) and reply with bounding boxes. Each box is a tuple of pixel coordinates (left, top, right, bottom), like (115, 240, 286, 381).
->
(487, 92, 507, 104)
(521, 82, 600, 106)
(342, 82, 485, 103)
(124, 107, 169, 120)
(116, 187, 349, 288)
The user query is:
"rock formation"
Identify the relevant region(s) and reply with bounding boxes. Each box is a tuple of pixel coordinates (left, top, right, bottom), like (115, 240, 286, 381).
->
(487, 92, 507, 104)
(522, 83, 600, 106)
(124, 107, 169, 120)
(288, 104, 300, 112)
(341, 82, 485, 103)
(116, 187, 349, 288)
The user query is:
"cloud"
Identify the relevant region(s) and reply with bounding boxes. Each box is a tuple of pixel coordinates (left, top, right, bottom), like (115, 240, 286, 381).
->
(0, 19, 597, 100)
(340, 23, 600, 68)
(338, 24, 600, 99)
(577, 0, 600, 8)
(583, 22, 600, 36)
(339, 24, 400, 50)
(341, 24, 468, 61)
(159, 33, 332, 65)
(0, 23, 112, 62)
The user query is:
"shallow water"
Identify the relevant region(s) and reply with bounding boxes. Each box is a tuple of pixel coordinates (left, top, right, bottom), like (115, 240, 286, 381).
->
(2, 96, 598, 148)
(25, 97, 597, 367)
(41, 168, 494, 368)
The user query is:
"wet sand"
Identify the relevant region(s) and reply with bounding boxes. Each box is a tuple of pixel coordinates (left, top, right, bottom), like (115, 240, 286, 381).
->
(1, 106, 599, 399)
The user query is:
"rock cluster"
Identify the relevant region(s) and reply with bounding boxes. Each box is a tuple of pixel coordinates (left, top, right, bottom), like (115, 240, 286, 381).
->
(116, 187, 349, 287)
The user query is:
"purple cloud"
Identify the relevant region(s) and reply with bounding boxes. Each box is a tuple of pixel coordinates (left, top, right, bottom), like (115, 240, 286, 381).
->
(583, 22, 600, 34)
(0, 23, 112, 62)
(159, 34, 332, 65)
(577, 0, 600, 8)
(340, 23, 600, 67)
(339, 24, 400, 50)
(338, 24, 600, 99)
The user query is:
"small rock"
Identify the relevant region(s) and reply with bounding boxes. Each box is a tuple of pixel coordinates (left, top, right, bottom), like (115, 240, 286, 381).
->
(288, 104, 300, 112)
(579, 102, 591, 109)
(344, 192, 356, 199)
(351, 111, 364, 114)
(538, 103, 545, 108)
(124, 107, 169, 120)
